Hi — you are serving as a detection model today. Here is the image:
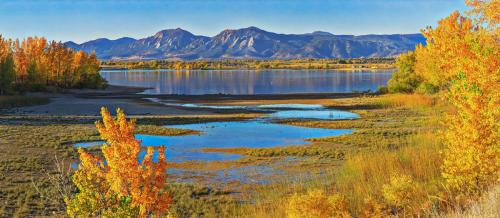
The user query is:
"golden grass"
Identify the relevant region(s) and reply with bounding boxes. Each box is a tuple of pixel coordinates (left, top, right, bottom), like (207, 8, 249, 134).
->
(437, 185, 499, 218)
(235, 95, 448, 217)
(335, 133, 443, 216)
(3, 93, 493, 217)
(235, 132, 445, 217)
(374, 93, 436, 108)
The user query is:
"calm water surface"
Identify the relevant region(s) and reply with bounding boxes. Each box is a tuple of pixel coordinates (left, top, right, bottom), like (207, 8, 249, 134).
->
(74, 103, 358, 163)
(100, 69, 393, 95)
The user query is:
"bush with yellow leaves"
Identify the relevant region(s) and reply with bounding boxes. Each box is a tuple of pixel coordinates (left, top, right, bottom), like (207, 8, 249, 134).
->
(65, 108, 173, 217)
(382, 174, 416, 214)
(286, 189, 351, 218)
(360, 197, 390, 218)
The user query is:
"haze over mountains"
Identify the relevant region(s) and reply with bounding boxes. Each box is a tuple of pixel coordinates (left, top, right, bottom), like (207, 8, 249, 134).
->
(65, 27, 425, 60)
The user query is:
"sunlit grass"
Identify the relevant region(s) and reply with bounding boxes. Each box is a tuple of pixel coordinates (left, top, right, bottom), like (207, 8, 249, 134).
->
(136, 125, 199, 136)
(0, 94, 463, 217)
(374, 93, 436, 108)
(334, 133, 443, 216)
(233, 94, 448, 217)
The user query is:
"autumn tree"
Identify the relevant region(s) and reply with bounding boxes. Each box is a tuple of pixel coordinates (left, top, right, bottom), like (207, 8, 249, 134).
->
(413, 2, 499, 196)
(387, 51, 423, 93)
(0, 35, 106, 92)
(0, 36, 15, 95)
(0, 52, 15, 95)
(66, 108, 173, 217)
(466, 0, 499, 30)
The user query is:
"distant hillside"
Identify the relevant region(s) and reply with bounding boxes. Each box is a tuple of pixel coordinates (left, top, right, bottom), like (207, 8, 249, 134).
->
(65, 27, 426, 60)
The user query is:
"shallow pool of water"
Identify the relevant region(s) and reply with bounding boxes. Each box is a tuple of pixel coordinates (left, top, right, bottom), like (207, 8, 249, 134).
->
(73, 102, 359, 183)
(75, 120, 352, 162)
(74, 103, 357, 162)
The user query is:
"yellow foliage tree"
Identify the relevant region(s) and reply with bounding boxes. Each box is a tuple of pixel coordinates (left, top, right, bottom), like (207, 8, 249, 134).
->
(286, 189, 351, 218)
(415, 11, 479, 88)
(66, 107, 173, 217)
(414, 2, 499, 196)
(466, 0, 500, 30)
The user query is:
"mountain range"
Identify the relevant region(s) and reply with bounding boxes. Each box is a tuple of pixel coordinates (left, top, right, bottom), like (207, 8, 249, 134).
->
(65, 27, 426, 60)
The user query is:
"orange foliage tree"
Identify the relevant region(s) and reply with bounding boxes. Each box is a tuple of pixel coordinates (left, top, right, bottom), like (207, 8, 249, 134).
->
(0, 35, 105, 94)
(65, 108, 173, 217)
(414, 2, 499, 196)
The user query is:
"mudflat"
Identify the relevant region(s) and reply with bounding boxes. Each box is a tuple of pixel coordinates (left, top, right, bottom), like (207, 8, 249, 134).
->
(4, 85, 366, 116)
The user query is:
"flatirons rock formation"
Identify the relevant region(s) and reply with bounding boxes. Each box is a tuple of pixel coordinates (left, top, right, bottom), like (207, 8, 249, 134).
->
(65, 27, 425, 60)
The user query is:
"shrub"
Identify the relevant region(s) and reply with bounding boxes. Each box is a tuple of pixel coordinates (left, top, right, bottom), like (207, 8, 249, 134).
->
(415, 82, 439, 94)
(387, 51, 422, 93)
(382, 174, 416, 210)
(376, 86, 389, 94)
(286, 189, 351, 218)
(360, 197, 390, 218)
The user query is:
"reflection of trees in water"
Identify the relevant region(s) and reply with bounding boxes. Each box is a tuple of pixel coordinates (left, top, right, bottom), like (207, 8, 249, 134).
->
(101, 70, 393, 95)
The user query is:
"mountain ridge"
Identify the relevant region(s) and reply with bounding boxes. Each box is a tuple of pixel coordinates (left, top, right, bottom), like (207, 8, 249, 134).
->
(65, 27, 426, 60)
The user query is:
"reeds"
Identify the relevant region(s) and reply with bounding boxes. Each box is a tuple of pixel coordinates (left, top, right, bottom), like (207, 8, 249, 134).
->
(374, 93, 436, 108)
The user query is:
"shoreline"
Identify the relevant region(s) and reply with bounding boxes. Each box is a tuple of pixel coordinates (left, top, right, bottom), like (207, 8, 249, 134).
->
(3, 85, 374, 116)
(74, 85, 374, 100)
(100, 67, 396, 71)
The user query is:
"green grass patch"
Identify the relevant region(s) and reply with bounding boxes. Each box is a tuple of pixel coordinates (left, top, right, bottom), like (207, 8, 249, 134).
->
(136, 125, 199, 136)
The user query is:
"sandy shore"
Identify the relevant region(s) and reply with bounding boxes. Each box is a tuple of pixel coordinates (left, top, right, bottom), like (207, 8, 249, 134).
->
(5, 85, 368, 116)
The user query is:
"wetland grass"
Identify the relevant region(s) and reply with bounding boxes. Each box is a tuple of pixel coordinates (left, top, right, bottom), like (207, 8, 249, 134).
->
(1, 94, 449, 217)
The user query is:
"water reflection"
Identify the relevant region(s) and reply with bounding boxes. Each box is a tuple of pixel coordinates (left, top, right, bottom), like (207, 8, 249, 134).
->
(100, 69, 393, 95)
(74, 103, 358, 162)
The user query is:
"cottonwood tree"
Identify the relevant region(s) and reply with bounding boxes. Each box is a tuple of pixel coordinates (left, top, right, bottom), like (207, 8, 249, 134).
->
(66, 108, 173, 217)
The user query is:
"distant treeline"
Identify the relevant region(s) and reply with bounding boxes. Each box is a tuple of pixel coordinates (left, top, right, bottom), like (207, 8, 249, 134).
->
(101, 58, 395, 70)
(0, 36, 106, 95)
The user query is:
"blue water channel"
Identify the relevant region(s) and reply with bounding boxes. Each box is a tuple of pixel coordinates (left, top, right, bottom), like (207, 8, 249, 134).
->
(74, 102, 358, 163)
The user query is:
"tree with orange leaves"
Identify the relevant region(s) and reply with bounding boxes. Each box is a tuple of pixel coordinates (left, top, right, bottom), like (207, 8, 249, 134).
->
(66, 107, 173, 217)
(413, 2, 499, 196)
(466, 0, 499, 30)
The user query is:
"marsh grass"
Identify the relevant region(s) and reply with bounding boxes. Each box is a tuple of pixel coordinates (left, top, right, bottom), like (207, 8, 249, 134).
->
(0, 94, 461, 217)
(231, 95, 448, 217)
(0, 113, 257, 217)
(436, 185, 499, 218)
(234, 133, 445, 217)
(136, 125, 199, 136)
(373, 93, 436, 108)
(334, 133, 444, 216)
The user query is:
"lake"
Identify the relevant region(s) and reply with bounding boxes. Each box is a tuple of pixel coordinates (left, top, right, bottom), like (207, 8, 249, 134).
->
(100, 69, 393, 95)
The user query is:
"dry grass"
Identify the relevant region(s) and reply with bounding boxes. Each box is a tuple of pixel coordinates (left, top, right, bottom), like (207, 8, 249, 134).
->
(235, 95, 448, 217)
(437, 185, 499, 218)
(334, 133, 444, 216)
(2, 93, 494, 217)
(374, 93, 437, 108)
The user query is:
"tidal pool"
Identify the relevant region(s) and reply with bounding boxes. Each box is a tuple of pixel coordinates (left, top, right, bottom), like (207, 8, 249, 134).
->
(74, 103, 358, 163)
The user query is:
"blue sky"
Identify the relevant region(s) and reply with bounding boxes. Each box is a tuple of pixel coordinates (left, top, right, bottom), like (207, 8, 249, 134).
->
(0, 0, 467, 43)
